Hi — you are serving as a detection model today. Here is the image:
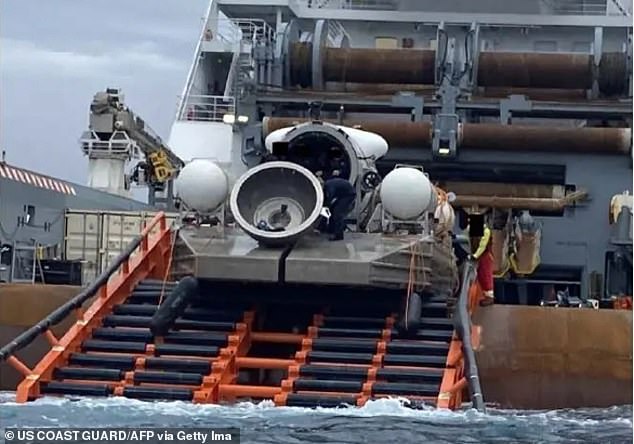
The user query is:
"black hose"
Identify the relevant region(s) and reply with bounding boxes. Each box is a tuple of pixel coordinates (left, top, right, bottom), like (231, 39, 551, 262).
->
(452, 259, 486, 412)
(0, 232, 145, 362)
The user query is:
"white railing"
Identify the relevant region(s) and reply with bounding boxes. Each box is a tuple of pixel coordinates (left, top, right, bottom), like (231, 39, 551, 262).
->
(177, 95, 236, 122)
(608, 0, 631, 15)
(541, 0, 630, 14)
(327, 20, 350, 47)
(295, 0, 398, 9)
(295, 0, 630, 14)
(176, 0, 217, 121)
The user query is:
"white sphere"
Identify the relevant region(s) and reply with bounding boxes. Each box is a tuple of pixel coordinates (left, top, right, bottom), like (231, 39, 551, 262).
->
(380, 167, 436, 220)
(175, 159, 228, 213)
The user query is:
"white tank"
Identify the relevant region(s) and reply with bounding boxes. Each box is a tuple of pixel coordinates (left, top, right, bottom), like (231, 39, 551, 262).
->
(380, 167, 436, 220)
(175, 159, 229, 213)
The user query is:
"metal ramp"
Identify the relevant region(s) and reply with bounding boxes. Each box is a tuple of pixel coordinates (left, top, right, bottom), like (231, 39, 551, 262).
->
(0, 213, 484, 411)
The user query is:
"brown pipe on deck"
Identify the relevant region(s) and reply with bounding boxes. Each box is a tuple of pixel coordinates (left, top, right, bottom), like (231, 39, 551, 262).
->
(262, 117, 631, 154)
(454, 190, 587, 211)
(290, 43, 436, 86)
(263, 117, 433, 147)
(290, 43, 627, 95)
(461, 124, 631, 154)
(323, 47, 436, 85)
(441, 182, 565, 199)
(477, 52, 593, 90)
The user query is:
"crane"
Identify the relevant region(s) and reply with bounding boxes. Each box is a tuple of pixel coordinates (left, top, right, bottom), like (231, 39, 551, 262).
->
(80, 88, 184, 209)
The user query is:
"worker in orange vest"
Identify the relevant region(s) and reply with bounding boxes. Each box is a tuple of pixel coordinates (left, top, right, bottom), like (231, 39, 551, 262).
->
(469, 222, 495, 306)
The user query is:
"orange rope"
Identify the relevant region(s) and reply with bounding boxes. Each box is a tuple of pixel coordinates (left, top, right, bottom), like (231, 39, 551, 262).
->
(158, 228, 178, 307)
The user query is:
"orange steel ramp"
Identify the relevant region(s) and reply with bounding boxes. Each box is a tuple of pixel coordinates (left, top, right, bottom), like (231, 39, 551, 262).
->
(1, 213, 483, 411)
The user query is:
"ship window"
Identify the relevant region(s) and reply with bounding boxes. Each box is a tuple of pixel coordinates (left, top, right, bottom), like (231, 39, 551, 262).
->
(25, 205, 35, 226)
(0, 244, 11, 266)
(375, 37, 398, 49)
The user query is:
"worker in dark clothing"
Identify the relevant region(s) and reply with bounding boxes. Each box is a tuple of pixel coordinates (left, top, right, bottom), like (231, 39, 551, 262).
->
(322, 170, 356, 241)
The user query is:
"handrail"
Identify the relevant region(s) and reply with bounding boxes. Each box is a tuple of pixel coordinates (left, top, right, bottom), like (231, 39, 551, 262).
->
(0, 212, 167, 362)
(176, 0, 216, 120)
(452, 259, 486, 412)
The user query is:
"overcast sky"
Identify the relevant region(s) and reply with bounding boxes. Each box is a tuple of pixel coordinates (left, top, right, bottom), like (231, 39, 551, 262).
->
(0, 0, 209, 185)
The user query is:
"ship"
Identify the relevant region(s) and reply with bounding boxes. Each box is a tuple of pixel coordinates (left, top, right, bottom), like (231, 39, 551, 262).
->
(0, 0, 632, 411)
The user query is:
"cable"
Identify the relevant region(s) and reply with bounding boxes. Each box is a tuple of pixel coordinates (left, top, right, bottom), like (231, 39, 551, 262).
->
(157, 226, 179, 308)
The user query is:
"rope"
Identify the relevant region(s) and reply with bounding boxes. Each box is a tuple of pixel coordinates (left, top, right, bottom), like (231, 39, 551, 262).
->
(405, 240, 424, 331)
(157, 227, 179, 308)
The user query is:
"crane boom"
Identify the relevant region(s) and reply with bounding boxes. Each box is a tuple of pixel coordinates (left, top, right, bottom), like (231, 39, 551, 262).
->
(80, 88, 184, 208)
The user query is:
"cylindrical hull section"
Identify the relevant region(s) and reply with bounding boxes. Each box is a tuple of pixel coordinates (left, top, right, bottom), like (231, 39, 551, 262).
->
(262, 118, 631, 154)
(289, 43, 628, 95)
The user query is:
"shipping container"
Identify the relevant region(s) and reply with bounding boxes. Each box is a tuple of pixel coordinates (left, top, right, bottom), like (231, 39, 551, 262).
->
(63, 209, 179, 285)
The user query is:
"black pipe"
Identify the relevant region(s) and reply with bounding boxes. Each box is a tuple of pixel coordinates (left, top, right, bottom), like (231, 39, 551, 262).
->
(453, 260, 486, 412)
(0, 231, 147, 362)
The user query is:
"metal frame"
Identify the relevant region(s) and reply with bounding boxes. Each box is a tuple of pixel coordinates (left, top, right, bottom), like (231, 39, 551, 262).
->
(290, 7, 632, 27)
(10, 241, 37, 283)
(256, 93, 633, 120)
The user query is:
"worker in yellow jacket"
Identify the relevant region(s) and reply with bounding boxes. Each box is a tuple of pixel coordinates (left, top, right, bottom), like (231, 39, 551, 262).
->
(469, 224, 495, 306)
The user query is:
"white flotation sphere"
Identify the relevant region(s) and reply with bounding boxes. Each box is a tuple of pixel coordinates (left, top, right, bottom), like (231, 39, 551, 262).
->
(380, 167, 436, 220)
(175, 159, 228, 213)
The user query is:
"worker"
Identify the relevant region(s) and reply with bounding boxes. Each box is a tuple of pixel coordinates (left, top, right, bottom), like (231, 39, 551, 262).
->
(468, 220, 495, 306)
(326, 147, 348, 179)
(322, 170, 356, 241)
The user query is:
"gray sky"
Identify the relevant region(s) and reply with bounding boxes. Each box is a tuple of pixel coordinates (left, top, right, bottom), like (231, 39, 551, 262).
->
(0, 0, 208, 185)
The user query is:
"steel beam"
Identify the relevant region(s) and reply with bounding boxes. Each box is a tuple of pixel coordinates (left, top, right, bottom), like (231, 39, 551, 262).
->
(289, 6, 632, 28)
(255, 94, 632, 119)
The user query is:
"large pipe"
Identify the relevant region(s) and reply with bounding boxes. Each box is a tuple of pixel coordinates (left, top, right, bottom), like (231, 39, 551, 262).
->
(290, 43, 435, 87)
(263, 117, 432, 148)
(262, 117, 631, 154)
(478, 52, 628, 95)
(454, 190, 588, 211)
(289, 43, 628, 95)
(461, 123, 631, 154)
(440, 182, 566, 199)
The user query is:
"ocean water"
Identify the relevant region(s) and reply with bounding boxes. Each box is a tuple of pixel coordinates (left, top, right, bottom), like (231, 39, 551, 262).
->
(0, 393, 631, 444)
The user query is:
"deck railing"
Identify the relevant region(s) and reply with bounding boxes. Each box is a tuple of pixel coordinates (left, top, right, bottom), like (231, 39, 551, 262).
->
(177, 94, 236, 122)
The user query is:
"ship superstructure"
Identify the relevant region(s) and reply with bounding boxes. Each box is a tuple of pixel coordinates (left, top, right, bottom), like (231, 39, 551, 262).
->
(168, 0, 633, 305)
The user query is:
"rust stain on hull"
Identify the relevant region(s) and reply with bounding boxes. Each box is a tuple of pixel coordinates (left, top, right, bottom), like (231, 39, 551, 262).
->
(0, 284, 82, 390)
(473, 305, 632, 409)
